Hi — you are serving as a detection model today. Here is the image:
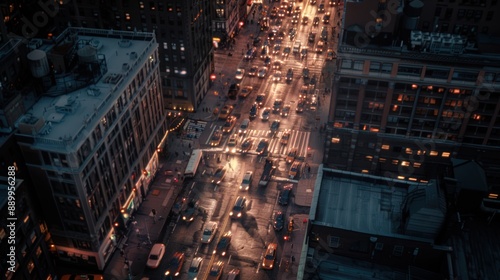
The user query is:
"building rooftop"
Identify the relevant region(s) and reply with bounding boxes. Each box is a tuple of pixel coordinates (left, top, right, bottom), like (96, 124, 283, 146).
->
(311, 168, 437, 241)
(16, 28, 157, 152)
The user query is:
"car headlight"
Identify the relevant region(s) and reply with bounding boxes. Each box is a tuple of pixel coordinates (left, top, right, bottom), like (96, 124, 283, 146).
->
(230, 211, 233, 216)
(237, 213, 241, 217)
(222, 251, 226, 256)
(165, 271, 170, 275)
(182, 216, 186, 220)
(175, 272, 180, 276)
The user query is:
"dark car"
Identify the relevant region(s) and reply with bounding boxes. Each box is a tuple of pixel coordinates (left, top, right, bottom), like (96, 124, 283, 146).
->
(273, 211, 285, 231)
(239, 138, 254, 153)
(278, 184, 293, 205)
(286, 68, 293, 82)
(228, 84, 240, 99)
(214, 231, 232, 256)
(313, 16, 320, 26)
(256, 139, 269, 155)
(165, 252, 185, 277)
(182, 200, 199, 222)
(255, 94, 266, 108)
(211, 167, 227, 185)
(249, 103, 259, 119)
(323, 12, 331, 24)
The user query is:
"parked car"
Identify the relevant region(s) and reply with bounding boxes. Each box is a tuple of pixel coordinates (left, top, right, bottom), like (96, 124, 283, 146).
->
(165, 252, 185, 277)
(278, 184, 293, 205)
(262, 243, 278, 270)
(147, 243, 165, 269)
(201, 221, 218, 243)
(273, 211, 285, 231)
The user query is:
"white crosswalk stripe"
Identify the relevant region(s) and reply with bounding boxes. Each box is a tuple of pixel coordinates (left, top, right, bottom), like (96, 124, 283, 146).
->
(241, 129, 310, 158)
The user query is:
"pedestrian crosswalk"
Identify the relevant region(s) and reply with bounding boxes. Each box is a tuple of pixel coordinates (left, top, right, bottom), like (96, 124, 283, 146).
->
(203, 127, 310, 159)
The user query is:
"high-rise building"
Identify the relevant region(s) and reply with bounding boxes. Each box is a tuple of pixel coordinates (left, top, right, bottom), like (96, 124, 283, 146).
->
(326, 0, 500, 185)
(212, 0, 246, 46)
(15, 27, 167, 269)
(54, 0, 215, 112)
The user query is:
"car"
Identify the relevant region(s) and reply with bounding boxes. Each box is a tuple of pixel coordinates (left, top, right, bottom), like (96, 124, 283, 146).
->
(308, 32, 316, 43)
(235, 68, 245, 80)
(239, 85, 253, 98)
(318, 3, 325, 12)
(294, 6, 302, 14)
(165, 252, 185, 277)
(207, 261, 224, 280)
(60, 275, 103, 280)
(329, 0, 337, 6)
(289, 161, 302, 179)
(272, 70, 282, 82)
(316, 41, 325, 53)
(321, 26, 328, 41)
(282, 46, 291, 57)
(323, 12, 331, 24)
(227, 83, 240, 99)
(249, 103, 259, 119)
(277, 31, 285, 40)
(227, 269, 241, 280)
(270, 119, 281, 131)
(239, 138, 254, 153)
(278, 184, 293, 205)
(273, 99, 283, 113)
(286, 68, 293, 82)
(280, 130, 291, 145)
(273, 211, 285, 231)
(227, 134, 238, 153)
(210, 130, 222, 146)
(256, 139, 269, 155)
(182, 199, 199, 222)
(291, 14, 299, 24)
(262, 243, 278, 270)
(245, 48, 257, 60)
(257, 67, 268, 78)
(201, 221, 218, 243)
(302, 67, 310, 80)
(286, 149, 297, 163)
(147, 243, 165, 268)
(248, 65, 258, 76)
(211, 167, 227, 185)
(281, 105, 291, 117)
(264, 56, 272, 66)
(260, 45, 269, 58)
(255, 94, 266, 107)
(188, 257, 203, 279)
(310, 94, 318, 111)
(239, 118, 250, 134)
(327, 49, 336, 60)
(222, 116, 236, 134)
(261, 107, 271, 120)
(302, 16, 309, 25)
(214, 231, 232, 256)
(219, 105, 234, 119)
(301, 47, 308, 59)
(311, 0, 318, 4)
(296, 99, 306, 113)
(313, 16, 320, 26)
(289, 28, 297, 39)
(230, 196, 246, 218)
(273, 44, 281, 54)
(278, 8, 286, 18)
(272, 61, 282, 70)
(240, 171, 253, 190)
(310, 74, 318, 85)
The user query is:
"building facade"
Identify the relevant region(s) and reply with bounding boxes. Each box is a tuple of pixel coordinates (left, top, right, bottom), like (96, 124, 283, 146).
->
(213, 0, 245, 47)
(15, 27, 167, 269)
(326, 0, 500, 185)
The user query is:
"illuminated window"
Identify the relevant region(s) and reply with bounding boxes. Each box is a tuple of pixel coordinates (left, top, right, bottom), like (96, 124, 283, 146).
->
(125, 13, 131, 20)
(381, 144, 390, 150)
(365, 155, 373, 161)
(416, 150, 424, 155)
(401, 161, 410, 166)
(379, 158, 386, 163)
(331, 137, 340, 143)
(409, 177, 418, 181)
(361, 169, 369, 173)
(411, 84, 418, 89)
(392, 159, 399, 165)
(139, 2, 144, 9)
(429, 150, 439, 156)
(397, 176, 405, 180)
(488, 193, 498, 199)
(420, 179, 429, 183)
(442, 152, 451, 157)
(392, 105, 398, 111)
(413, 162, 421, 168)
(405, 148, 412, 154)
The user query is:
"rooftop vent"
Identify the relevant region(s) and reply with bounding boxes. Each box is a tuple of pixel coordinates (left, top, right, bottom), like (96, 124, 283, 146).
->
(129, 51, 138, 60)
(55, 95, 80, 114)
(28, 39, 43, 50)
(18, 115, 45, 134)
(122, 63, 130, 72)
(118, 39, 132, 48)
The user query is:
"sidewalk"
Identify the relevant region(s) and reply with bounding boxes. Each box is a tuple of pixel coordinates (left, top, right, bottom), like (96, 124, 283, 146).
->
(278, 214, 309, 280)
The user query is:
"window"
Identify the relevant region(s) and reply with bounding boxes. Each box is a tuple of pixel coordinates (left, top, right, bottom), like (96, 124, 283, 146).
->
(452, 71, 477, 82)
(381, 144, 390, 150)
(328, 236, 340, 248)
(425, 68, 449, 79)
(341, 60, 352, 69)
(393, 245, 404, 256)
(398, 65, 422, 76)
(381, 63, 392, 73)
(216, 8, 225, 18)
(353, 61, 364, 70)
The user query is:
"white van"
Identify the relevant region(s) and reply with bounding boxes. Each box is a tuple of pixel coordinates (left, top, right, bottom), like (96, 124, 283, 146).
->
(239, 119, 250, 134)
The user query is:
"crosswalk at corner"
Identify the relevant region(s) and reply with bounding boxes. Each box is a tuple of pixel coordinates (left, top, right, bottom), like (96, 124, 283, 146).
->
(241, 129, 310, 159)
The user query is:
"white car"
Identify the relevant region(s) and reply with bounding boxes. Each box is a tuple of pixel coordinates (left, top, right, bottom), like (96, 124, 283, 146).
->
(240, 171, 253, 191)
(188, 257, 203, 279)
(201, 221, 218, 243)
(235, 68, 245, 80)
(147, 243, 165, 269)
(257, 67, 268, 78)
(273, 71, 282, 82)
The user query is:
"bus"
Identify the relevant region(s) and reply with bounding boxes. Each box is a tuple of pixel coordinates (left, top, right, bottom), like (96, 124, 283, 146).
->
(184, 149, 203, 178)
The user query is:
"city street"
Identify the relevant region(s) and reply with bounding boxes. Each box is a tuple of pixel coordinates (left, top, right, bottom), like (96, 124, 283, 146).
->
(105, 1, 340, 279)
